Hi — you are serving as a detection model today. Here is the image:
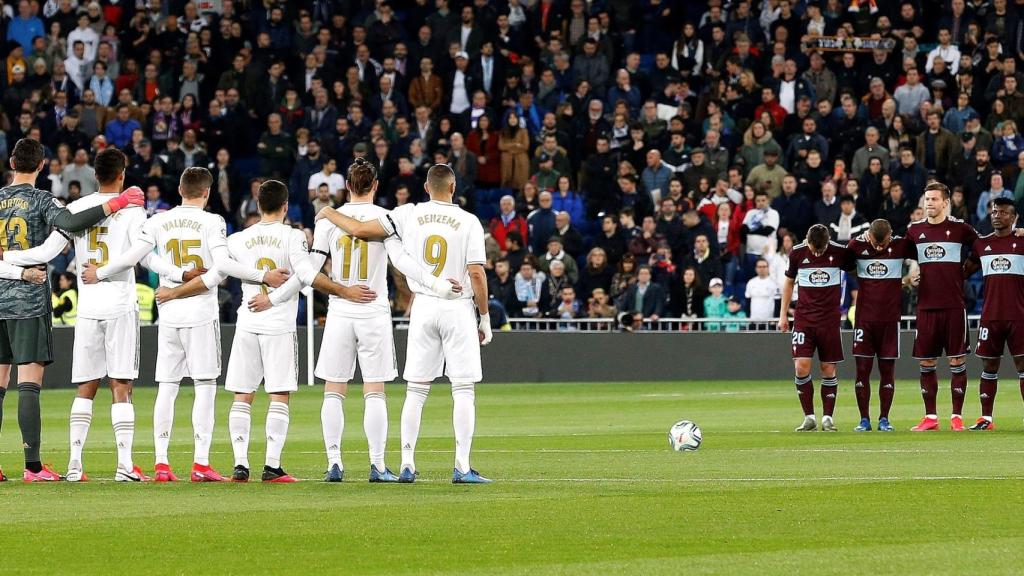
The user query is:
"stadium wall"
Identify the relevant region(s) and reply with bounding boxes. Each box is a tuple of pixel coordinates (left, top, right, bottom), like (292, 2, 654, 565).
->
(34, 327, 1021, 387)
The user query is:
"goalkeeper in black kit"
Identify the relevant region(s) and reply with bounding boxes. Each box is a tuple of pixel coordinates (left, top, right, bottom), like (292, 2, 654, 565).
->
(0, 139, 144, 482)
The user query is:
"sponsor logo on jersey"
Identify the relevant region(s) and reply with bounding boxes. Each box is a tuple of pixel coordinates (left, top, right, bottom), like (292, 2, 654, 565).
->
(923, 244, 946, 260)
(865, 261, 889, 277)
(990, 256, 1012, 272)
(808, 269, 831, 285)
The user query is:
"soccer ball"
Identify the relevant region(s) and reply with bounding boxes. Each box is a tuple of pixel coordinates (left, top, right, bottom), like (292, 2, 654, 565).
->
(669, 420, 702, 451)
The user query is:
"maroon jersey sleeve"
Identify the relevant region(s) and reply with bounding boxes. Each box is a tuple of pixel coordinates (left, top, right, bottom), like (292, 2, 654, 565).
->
(786, 248, 800, 279)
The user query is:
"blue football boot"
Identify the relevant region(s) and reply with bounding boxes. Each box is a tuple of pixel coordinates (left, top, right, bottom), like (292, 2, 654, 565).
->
(452, 468, 492, 484)
(877, 417, 894, 432)
(369, 465, 399, 483)
(854, 417, 872, 432)
(324, 463, 344, 482)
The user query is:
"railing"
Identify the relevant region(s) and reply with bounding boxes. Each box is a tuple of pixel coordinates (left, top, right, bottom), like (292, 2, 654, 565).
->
(392, 315, 985, 333)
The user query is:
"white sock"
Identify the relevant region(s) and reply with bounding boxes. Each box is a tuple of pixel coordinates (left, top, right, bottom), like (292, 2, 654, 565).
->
(229, 401, 251, 469)
(321, 392, 344, 468)
(265, 401, 290, 469)
(192, 380, 217, 466)
(363, 391, 387, 470)
(153, 382, 179, 465)
(400, 383, 430, 472)
(111, 402, 135, 471)
(69, 397, 93, 468)
(451, 382, 476, 474)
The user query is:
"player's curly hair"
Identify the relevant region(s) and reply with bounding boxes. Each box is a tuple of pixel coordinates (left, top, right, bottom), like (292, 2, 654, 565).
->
(347, 156, 377, 196)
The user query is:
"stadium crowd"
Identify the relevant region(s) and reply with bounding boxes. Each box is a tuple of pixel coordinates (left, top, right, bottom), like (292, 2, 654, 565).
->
(2, 0, 1022, 330)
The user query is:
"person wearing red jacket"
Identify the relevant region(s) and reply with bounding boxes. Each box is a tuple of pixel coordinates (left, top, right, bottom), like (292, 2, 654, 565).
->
(489, 195, 528, 252)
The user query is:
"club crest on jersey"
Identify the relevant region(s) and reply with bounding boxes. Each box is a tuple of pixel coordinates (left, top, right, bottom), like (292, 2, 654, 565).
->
(808, 269, 832, 285)
(990, 257, 1012, 272)
(866, 261, 889, 277)
(923, 244, 946, 260)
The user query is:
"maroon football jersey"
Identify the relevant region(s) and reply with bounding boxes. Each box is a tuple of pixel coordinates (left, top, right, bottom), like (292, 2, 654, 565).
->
(786, 241, 851, 325)
(906, 217, 978, 310)
(847, 236, 914, 322)
(970, 233, 1024, 321)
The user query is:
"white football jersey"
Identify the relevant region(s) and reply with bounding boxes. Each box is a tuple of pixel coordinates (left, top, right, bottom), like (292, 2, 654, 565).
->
(312, 202, 391, 318)
(137, 205, 227, 328)
(379, 200, 486, 299)
(68, 193, 145, 319)
(228, 222, 313, 335)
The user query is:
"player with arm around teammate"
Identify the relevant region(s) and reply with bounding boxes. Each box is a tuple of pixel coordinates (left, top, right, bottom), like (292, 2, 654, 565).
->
(317, 164, 494, 484)
(204, 180, 373, 483)
(847, 219, 918, 432)
(80, 167, 268, 481)
(0, 139, 142, 481)
(311, 158, 461, 482)
(778, 224, 854, 432)
(964, 198, 1024, 430)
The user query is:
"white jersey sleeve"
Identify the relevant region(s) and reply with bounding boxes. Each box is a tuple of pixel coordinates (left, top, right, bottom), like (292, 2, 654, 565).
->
(378, 202, 415, 238)
(147, 208, 224, 327)
(70, 195, 142, 319)
(1, 230, 71, 266)
(325, 203, 392, 318)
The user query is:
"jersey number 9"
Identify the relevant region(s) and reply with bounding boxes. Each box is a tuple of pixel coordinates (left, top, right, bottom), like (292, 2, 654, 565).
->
(424, 234, 448, 277)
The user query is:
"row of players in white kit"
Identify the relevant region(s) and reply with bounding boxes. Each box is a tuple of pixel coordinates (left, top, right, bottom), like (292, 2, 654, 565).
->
(4, 159, 493, 483)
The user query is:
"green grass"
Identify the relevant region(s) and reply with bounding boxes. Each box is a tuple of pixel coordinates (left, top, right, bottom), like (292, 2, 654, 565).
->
(2, 380, 1024, 575)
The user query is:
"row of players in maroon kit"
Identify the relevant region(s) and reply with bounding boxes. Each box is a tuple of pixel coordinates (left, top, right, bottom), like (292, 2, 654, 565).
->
(779, 181, 1024, 432)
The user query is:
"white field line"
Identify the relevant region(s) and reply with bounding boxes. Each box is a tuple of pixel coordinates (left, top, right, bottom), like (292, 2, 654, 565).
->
(7, 447, 1024, 456)
(14, 475, 1024, 484)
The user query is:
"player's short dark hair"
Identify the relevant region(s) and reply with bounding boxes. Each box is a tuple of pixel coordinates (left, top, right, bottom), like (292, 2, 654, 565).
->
(869, 219, 892, 243)
(426, 163, 456, 194)
(9, 138, 45, 173)
(807, 224, 830, 251)
(347, 156, 377, 196)
(180, 167, 212, 199)
(924, 180, 950, 199)
(992, 197, 1016, 212)
(93, 147, 127, 185)
(257, 180, 289, 213)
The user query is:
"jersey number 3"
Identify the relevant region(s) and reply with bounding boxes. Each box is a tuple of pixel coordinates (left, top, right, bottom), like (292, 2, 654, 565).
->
(424, 235, 448, 277)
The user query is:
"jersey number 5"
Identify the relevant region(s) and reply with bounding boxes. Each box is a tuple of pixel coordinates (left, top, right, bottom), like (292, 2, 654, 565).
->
(337, 235, 368, 281)
(166, 239, 206, 270)
(0, 217, 29, 250)
(88, 226, 109, 266)
(424, 234, 448, 277)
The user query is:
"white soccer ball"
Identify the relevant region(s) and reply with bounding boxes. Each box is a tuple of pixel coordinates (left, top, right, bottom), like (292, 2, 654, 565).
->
(669, 420, 702, 451)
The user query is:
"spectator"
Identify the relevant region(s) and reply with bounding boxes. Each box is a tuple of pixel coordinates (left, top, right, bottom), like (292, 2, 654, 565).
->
(578, 247, 614, 298)
(620, 266, 666, 321)
(489, 259, 520, 319)
(62, 148, 98, 196)
(745, 148, 787, 199)
(830, 195, 870, 242)
(993, 120, 1024, 169)
(703, 277, 728, 331)
(642, 150, 674, 204)
(723, 296, 747, 332)
(739, 121, 784, 178)
(491, 195, 529, 253)
(745, 258, 778, 322)
(894, 67, 930, 117)
(553, 211, 584, 259)
(514, 258, 549, 318)
(916, 110, 959, 180)
(538, 236, 579, 285)
(496, 110, 531, 191)
(771, 174, 813, 240)
(977, 172, 1013, 223)
(144, 184, 170, 216)
(890, 145, 928, 205)
(610, 254, 638, 303)
(103, 104, 140, 148)
(740, 190, 780, 281)
(879, 182, 913, 235)
(586, 288, 618, 320)
(685, 233, 723, 288)
(551, 176, 585, 226)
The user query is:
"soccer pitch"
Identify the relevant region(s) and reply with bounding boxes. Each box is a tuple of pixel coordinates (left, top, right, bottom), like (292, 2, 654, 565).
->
(3, 380, 1024, 575)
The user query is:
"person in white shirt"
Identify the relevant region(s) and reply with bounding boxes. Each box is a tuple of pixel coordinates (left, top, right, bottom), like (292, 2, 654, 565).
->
(67, 12, 99, 62)
(310, 158, 459, 482)
(449, 51, 471, 115)
(741, 189, 780, 280)
(745, 257, 779, 322)
(64, 40, 90, 92)
(306, 157, 346, 201)
(926, 27, 960, 75)
(317, 164, 494, 484)
(82, 167, 266, 483)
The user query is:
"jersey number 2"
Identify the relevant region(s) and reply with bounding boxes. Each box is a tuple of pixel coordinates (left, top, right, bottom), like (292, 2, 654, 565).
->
(256, 257, 278, 295)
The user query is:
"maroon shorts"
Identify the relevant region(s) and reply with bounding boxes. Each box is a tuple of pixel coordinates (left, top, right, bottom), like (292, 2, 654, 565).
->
(853, 320, 901, 359)
(792, 322, 844, 363)
(975, 320, 1024, 358)
(913, 308, 969, 359)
